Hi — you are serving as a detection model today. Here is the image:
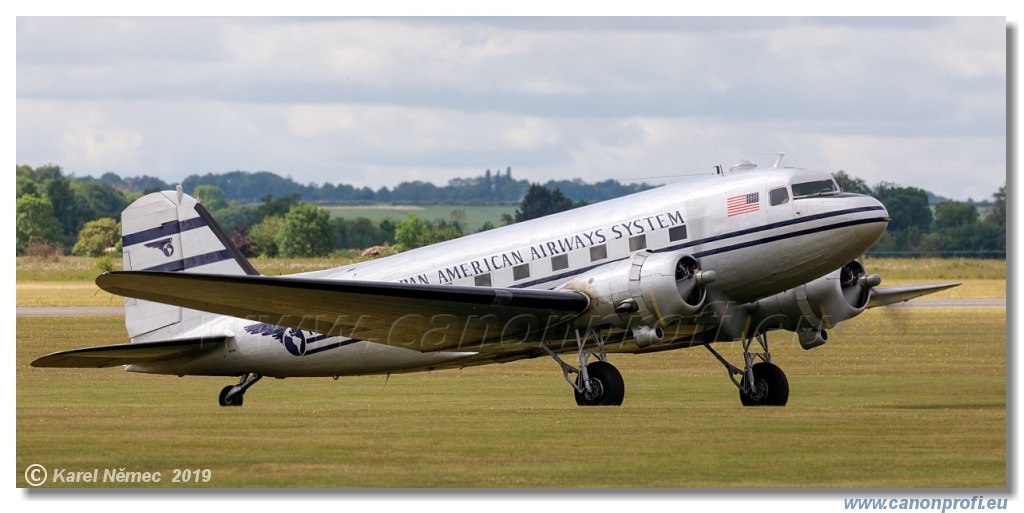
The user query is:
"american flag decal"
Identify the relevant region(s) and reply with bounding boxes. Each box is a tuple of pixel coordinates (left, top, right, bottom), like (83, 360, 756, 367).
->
(727, 192, 760, 217)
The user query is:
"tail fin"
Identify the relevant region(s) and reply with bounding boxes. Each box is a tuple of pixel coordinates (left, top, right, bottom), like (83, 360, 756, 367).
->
(120, 186, 258, 340)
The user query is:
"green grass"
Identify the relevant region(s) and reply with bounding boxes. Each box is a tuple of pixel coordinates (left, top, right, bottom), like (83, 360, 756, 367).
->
(860, 257, 1006, 280)
(325, 204, 516, 233)
(17, 307, 1005, 488)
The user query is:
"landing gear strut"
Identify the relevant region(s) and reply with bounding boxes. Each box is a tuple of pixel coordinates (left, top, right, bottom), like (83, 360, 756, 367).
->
(542, 328, 624, 406)
(218, 372, 262, 407)
(705, 331, 789, 406)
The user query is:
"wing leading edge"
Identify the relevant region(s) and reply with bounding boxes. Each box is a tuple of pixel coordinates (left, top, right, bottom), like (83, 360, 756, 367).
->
(96, 271, 591, 353)
(868, 283, 961, 308)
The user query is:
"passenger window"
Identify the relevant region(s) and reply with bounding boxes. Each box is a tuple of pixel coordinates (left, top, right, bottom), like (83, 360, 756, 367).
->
(474, 273, 492, 287)
(628, 235, 647, 252)
(512, 264, 530, 281)
(590, 244, 607, 262)
(770, 187, 790, 206)
(551, 254, 569, 271)
(669, 225, 688, 242)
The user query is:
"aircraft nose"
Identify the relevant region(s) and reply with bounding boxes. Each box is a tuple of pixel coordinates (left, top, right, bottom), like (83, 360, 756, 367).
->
(855, 195, 889, 246)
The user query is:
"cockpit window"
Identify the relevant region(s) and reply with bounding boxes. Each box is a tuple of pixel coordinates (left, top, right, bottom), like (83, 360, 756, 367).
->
(769, 187, 790, 206)
(792, 179, 838, 198)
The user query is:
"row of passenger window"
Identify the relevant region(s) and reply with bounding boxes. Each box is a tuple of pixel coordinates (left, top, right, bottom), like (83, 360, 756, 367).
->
(471, 224, 690, 287)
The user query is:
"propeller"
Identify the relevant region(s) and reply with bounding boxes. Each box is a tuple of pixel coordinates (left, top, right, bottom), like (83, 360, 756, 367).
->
(674, 256, 716, 307)
(839, 261, 880, 309)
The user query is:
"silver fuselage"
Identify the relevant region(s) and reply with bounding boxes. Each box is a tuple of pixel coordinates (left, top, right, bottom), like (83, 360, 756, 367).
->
(128, 166, 888, 377)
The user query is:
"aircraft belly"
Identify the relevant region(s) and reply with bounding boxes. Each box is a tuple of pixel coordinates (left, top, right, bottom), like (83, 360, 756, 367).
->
(127, 334, 476, 377)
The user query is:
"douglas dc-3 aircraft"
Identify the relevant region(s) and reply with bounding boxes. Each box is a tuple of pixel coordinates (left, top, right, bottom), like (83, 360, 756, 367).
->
(33, 156, 957, 407)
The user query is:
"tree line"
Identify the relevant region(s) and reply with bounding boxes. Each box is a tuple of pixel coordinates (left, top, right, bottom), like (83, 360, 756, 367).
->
(15, 164, 597, 259)
(84, 167, 656, 205)
(833, 171, 1005, 258)
(16, 163, 1005, 260)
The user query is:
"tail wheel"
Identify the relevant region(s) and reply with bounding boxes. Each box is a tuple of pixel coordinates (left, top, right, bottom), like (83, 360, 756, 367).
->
(218, 385, 243, 407)
(575, 361, 625, 406)
(739, 362, 789, 406)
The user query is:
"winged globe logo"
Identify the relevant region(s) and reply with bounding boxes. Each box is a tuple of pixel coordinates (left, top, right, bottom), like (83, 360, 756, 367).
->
(143, 238, 175, 257)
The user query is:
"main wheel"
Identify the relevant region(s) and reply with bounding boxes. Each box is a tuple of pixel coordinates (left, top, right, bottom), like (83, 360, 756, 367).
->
(739, 362, 789, 406)
(574, 361, 625, 406)
(219, 385, 244, 407)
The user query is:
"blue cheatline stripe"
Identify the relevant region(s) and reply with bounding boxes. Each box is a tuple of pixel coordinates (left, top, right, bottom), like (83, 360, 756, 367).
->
(692, 217, 886, 258)
(663, 205, 886, 253)
(510, 212, 889, 290)
(304, 339, 362, 355)
(122, 217, 207, 247)
(142, 250, 234, 272)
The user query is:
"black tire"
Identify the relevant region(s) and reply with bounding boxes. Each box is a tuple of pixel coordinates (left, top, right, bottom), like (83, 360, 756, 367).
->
(574, 361, 625, 406)
(739, 362, 789, 407)
(219, 385, 243, 407)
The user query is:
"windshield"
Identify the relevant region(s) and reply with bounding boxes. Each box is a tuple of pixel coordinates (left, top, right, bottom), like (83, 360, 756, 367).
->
(792, 179, 838, 197)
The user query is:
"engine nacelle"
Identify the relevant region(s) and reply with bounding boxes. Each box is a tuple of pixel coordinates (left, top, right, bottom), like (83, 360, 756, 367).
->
(557, 250, 715, 330)
(750, 261, 880, 350)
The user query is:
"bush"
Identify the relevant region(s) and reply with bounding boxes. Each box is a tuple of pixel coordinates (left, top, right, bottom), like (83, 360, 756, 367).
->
(94, 255, 115, 273)
(24, 239, 63, 261)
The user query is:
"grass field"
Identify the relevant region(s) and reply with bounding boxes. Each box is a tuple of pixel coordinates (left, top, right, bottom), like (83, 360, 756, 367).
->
(17, 306, 1005, 488)
(15, 257, 1008, 488)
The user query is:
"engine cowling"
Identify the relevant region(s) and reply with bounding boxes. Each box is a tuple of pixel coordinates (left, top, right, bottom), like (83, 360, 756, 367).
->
(750, 260, 880, 349)
(556, 251, 716, 335)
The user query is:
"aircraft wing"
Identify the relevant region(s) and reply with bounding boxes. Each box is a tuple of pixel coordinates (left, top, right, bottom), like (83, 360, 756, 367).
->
(95, 271, 591, 352)
(868, 283, 961, 309)
(32, 336, 228, 368)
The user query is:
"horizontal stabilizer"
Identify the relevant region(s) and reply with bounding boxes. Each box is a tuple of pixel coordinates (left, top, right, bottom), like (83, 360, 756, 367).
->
(96, 271, 591, 352)
(31, 336, 228, 368)
(868, 283, 961, 309)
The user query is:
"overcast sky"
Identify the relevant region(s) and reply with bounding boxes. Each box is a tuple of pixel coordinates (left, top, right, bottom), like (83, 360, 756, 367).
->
(16, 16, 1007, 201)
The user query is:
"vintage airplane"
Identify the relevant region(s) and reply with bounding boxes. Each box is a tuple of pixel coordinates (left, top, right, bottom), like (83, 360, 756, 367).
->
(32, 156, 958, 407)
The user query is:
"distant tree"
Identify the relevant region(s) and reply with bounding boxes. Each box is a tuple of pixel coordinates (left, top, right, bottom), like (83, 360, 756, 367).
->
(986, 184, 1006, 227)
(514, 184, 574, 222)
(832, 170, 872, 195)
(277, 204, 336, 258)
(254, 193, 302, 224)
(72, 181, 129, 221)
(72, 218, 120, 257)
(193, 185, 229, 212)
(210, 203, 257, 237)
(334, 217, 388, 250)
(378, 219, 397, 245)
(16, 195, 61, 254)
(394, 214, 461, 250)
(933, 201, 979, 231)
(872, 182, 932, 233)
(16, 164, 39, 197)
(249, 215, 283, 257)
(44, 174, 81, 249)
(394, 214, 429, 250)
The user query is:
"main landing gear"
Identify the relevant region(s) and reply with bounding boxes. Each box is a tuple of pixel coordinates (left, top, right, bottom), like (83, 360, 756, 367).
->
(542, 328, 625, 406)
(218, 372, 262, 407)
(705, 331, 789, 406)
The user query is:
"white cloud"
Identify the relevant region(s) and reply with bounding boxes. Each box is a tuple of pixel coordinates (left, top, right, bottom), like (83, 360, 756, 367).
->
(15, 16, 1007, 201)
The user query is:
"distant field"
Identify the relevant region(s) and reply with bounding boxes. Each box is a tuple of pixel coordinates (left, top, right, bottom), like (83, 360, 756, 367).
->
(17, 307, 1005, 488)
(324, 203, 516, 233)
